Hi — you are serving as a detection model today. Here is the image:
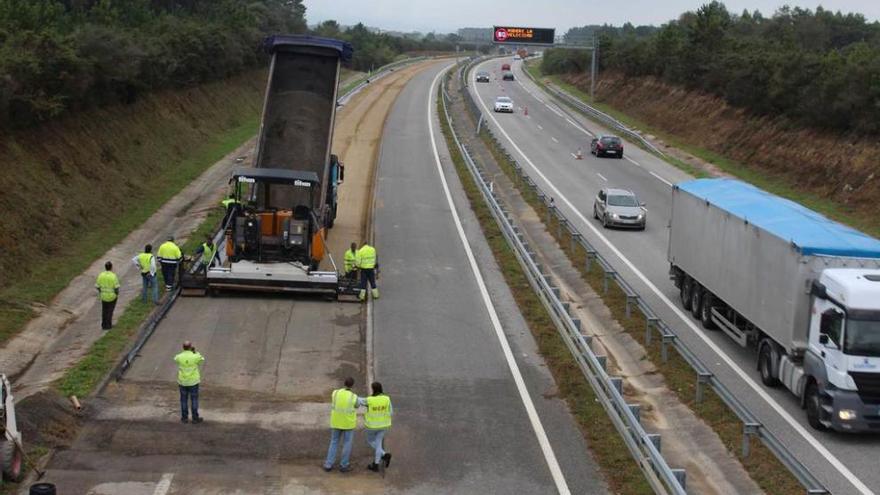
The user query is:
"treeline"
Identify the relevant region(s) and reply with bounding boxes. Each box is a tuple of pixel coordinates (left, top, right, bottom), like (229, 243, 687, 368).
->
(0, 0, 306, 128)
(543, 2, 880, 134)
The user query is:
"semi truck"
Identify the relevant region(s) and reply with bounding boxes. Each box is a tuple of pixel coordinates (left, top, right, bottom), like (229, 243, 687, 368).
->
(668, 178, 880, 432)
(184, 35, 358, 297)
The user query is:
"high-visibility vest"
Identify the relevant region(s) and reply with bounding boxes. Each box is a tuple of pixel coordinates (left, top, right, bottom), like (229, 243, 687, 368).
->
(329, 388, 357, 430)
(95, 271, 120, 302)
(365, 394, 392, 430)
(201, 242, 216, 265)
(344, 249, 357, 273)
(158, 241, 182, 262)
(357, 245, 377, 269)
(137, 253, 154, 274)
(174, 350, 204, 386)
(221, 197, 240, 209)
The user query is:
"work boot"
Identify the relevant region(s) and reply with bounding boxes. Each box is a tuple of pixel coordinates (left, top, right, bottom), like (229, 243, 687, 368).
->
(181, 418, 189, 424)
(382, 453, 392, 468)
(367, 463, 379, 472)
(371, 288, 380, 300)
(358, 289, 366, 301)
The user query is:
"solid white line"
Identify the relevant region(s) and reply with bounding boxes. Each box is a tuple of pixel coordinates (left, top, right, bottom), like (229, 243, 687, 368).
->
(570, 153, 578, 159)
(456, 67, 571, 495)
(650, 171, 673, 187)
(625, 156, 641, 167)
(596, 173, 607, 182)
(565, 118, 594, 137)
(545, 104, 564, 117)
(551, 137, 559, 143)
(153, 473, 174, 495)
(472, 81, 874, 495)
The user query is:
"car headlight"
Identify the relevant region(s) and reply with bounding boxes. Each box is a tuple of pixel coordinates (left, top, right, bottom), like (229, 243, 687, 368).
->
(612, 213, 620, 219)
(637, 213, 644, 220)
(839, 409, 857, 420)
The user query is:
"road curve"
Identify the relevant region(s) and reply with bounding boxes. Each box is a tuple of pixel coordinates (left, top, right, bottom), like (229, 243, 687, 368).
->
(470, 57, 880, 495)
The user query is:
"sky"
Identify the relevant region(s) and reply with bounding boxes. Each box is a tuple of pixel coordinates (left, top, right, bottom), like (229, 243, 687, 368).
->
(303, 0, 880, 34)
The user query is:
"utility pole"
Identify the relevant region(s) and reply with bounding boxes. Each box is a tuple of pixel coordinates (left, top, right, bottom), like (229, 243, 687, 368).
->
(590, 33, 599, 104)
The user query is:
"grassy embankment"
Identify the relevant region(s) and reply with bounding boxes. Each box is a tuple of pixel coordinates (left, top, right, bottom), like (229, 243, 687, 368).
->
(0, 70, 267, 345)
(524, 61, 880, 238)
(481, 66, 802, 492)
(438, 76, 653, 494)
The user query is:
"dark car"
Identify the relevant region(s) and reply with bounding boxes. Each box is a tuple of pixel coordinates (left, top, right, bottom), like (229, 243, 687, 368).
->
(591, 135, 624, 158)
(593, 188, 646, 229)
(502, 72, 515, 81)
(476, 71, 490, 83)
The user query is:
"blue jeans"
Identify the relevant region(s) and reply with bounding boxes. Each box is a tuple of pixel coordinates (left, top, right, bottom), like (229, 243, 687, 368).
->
(141, 273, 159, 304)
(323, 428, 354, 469)
(179, 384, 199, 420)
(160, 261, 178, 288)
(366, 429, 387, 465)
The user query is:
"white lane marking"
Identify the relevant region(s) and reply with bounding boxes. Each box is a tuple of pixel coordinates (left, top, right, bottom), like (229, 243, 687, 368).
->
(625, 156, 641, 167)
(451, 67, 571, 495)
(551, 137, 559, 143)
(650, 171, 673, 187)
(565, 118, 594, 137)
(570, 153, 578, 159)
(537, 124, 544, 130)
(472, 82, 874, 495)
(153, 474, 174, 495)
(545, 104, 564, 117)
(596, 173, 607, 182)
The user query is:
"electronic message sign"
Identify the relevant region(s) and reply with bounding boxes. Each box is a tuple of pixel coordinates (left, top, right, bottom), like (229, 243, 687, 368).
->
(493, 26, 555, 45)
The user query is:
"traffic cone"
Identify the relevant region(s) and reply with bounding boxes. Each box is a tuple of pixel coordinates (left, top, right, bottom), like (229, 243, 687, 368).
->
(576, 147, 584, 160)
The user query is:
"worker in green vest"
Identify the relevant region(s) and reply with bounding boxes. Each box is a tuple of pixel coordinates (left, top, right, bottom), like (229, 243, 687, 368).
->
(131, 244, 158, 304)
(323, 377, 358, 472)
(343, 242, 358, 279)
(194, 234, 217, 272)
(174, 340, 205, 424)
(360, 381, 393, 472)
(356, 242, 379, 301)
(157, 236, 182, 290)
(95, 261, 120, 330)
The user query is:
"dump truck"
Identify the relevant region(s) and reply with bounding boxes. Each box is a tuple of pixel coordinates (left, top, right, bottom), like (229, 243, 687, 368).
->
(668, 178, 880, 431)
(184, 35, 358, 298)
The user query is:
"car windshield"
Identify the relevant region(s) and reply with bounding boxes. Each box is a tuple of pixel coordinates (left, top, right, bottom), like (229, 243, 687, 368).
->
(496, 97, 511, 103)
(478, 72, 488, 76)
(607, 195, 639, 207)
(601, 137, 621, 145)
(844, 318, 880, 357)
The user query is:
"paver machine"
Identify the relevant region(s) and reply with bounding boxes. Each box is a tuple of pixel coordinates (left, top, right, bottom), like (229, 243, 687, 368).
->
(182, 35, 358, 297)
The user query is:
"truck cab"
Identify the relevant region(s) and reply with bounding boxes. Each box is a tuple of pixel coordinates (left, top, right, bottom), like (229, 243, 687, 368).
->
(806, 269, 880, 430)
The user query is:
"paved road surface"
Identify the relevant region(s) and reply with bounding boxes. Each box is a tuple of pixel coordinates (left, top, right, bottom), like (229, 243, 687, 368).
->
(471, 57, 880, 495)
(372, 61, 607, 494)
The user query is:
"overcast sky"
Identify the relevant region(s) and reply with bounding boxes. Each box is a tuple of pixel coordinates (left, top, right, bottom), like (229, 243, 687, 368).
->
(303, 0, 879, 33)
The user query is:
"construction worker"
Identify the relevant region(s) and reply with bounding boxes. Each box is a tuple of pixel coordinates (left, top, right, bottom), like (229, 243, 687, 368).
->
(157, 235, 182, 289)
(132, 244, 159, 304)
(95, 261, 120, 330)
(323, 376, 358, 472)
(174, 341, 205, 424)
(220, 194, 241, 227)
(194, 234, 217, 272)
(359, 381, 392, 473)
(356, 241, 379, 301)
(343, 242, 358, 280)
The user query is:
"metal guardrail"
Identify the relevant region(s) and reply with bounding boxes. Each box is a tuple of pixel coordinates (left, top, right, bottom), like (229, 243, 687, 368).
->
(338, 56, 427, 106)
(441, 66, 687, 495)
(455, 58, 828, 494)
(519, 65, 667, 159)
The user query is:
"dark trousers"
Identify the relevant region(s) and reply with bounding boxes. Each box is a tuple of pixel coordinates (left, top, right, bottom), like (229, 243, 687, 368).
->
(161, 262, 177, 288)
(179, 384, 200, 420)
(101, 299, 116, 330)
(360, 268, 377, 290)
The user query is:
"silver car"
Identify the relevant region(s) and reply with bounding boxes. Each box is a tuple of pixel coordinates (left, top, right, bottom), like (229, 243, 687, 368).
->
(494, 96, 514, 113)
(593, 188, 646, 229)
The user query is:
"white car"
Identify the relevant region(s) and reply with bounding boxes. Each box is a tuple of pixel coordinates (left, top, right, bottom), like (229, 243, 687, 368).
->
(494, 96, 514, 113)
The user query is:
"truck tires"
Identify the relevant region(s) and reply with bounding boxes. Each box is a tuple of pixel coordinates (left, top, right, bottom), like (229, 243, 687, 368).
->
(805, 382, 827, 431)
(680, 277, 693, 311)
(699, 292, 716, 329)
(0, 440, 22, 482)
(690, 285, 703, 319)
(758, 344, 779, 387)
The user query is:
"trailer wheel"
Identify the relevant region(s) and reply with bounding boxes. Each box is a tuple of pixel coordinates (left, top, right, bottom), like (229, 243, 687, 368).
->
(680, 277, 693, 311)
(758, 344, 779, 387)
(690, 285, 702, 319)
(0, 440, 22, 482)
(699, 292, 716, 329)
(805, 382, 827, 431)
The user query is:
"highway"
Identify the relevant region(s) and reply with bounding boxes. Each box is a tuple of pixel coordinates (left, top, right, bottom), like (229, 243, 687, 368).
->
(469, 57, 880, 495)
(373, 61, 605, 493)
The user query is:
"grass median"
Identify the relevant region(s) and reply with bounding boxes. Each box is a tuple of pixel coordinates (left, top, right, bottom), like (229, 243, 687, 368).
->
(438, 77, 652, 494)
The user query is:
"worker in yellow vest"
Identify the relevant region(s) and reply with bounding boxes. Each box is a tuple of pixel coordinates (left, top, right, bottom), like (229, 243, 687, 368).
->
(174, 341, 205, 424)
(356, 242, 379, 301)
(359, 381, 393, 472)
(323, 377, 358, 472)
(194, 234, 217, 272)
(157, 236, 182, 290)
(95, 261, 120, 330)
(343, 242, 358, 280)
(131, 244, 159, 304)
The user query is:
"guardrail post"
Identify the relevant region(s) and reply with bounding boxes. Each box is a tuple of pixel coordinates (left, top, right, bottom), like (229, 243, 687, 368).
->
(647, 433, 661, 453)
(603, 270, 614, 294)
(570, 232, 580, 253)
(672, 469, 687, 491)
(585, 250, 594, 273)
(742, 422, 760, 458)
(558, 218, 565, 239)
(695, 372, 713, 404)
(661, 334, 675, 363)
(645, 317, 658, 345)
(547, 202, 554, 225)
(625, 295, 638, 319)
